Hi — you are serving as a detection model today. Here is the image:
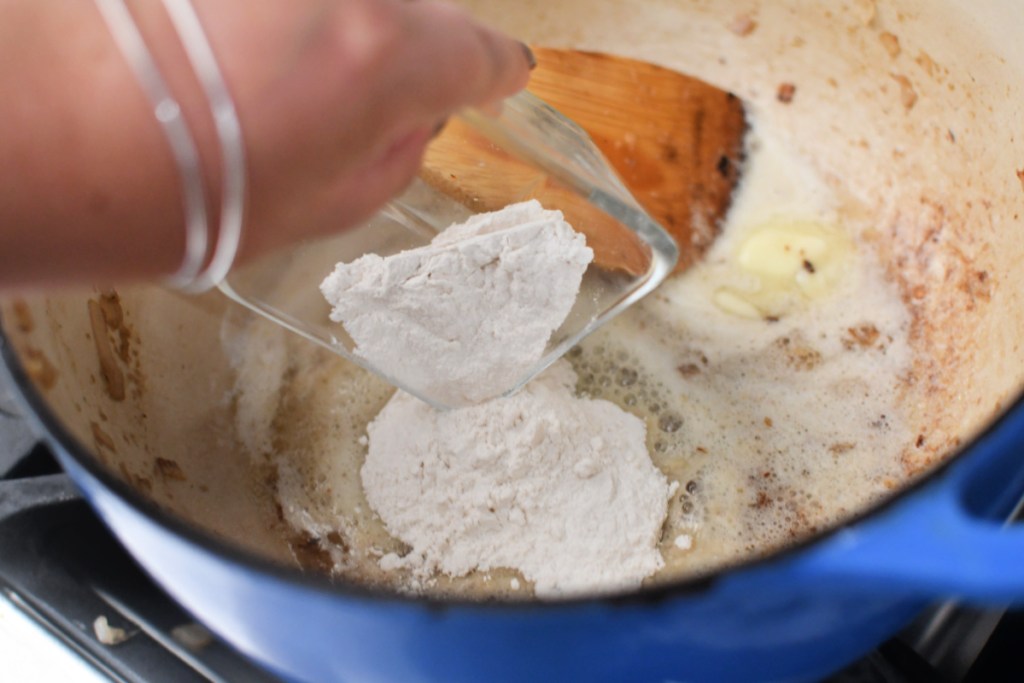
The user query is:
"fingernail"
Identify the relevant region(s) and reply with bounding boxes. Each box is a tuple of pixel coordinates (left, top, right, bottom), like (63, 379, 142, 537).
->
(520, 42, 537, 70)
(431, 118, 449, 139)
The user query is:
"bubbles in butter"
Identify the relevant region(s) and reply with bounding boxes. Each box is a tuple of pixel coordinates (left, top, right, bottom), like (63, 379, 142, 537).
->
(714, 219, 853, 318)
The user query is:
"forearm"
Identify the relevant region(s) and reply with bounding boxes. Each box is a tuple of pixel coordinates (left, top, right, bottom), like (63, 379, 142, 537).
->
(0, 0, 191, 290)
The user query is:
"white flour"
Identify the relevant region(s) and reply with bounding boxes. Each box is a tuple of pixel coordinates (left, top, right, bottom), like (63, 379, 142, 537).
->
(361, 360, 671, 598)
(320, 200, 593, 407)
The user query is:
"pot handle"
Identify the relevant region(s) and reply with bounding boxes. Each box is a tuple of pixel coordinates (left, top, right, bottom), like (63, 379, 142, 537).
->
(785, 407, 1024, 604)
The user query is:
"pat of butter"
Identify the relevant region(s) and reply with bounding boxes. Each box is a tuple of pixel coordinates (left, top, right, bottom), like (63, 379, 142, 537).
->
(714, 220, 851, 318)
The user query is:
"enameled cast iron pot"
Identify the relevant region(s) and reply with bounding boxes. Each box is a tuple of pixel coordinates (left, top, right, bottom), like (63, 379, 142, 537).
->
(5, 1, 1024, 681)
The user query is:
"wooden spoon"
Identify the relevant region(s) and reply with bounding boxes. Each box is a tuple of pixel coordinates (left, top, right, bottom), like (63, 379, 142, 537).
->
(421, 47, 747, 274)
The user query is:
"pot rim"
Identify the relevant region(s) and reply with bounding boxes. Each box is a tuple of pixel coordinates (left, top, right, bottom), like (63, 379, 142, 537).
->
(0, 309, 1001, 611)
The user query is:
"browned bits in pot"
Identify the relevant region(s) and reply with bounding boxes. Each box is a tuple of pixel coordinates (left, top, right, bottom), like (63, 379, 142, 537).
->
(677, 363, 701, 377)
(915, 51, 940, 79)
(1016, 168, 1024, 192)
(98, 291, 123, 328)
(325, 530, 349, 552)
(155, 457, 187, 482)
(98, 291, 134, 364)
(776, 337, 822, 371)
(960, 270, 993, 304)
(22, 346, 57, 390)
(727, 13, 757, 36)
(90, 421, 117, 454)
(118, 463, 152, 494)
(843, 323, 881, 349)
(829, 442, 856, 455)
(289, 532, 336, 574)
(879, 32, 901, 58)
(777, 83, 797, 104)
(891, 73, 917, 110)
(11, 300, 33, 333)
(88, 299, 125, 401)
(763, 417, 773, 428)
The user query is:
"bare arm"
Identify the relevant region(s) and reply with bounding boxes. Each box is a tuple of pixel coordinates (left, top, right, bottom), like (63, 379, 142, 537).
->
(0, 0, 531, 292)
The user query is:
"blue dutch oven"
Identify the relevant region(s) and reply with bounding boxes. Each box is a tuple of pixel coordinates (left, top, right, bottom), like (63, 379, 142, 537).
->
(3, 318, 1024, 683)
(4, 1, 1024, 680)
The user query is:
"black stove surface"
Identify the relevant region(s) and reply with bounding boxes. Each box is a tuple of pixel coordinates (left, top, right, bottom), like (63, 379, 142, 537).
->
(0, 389, 281, 683)
(2, 387, 1022, 683)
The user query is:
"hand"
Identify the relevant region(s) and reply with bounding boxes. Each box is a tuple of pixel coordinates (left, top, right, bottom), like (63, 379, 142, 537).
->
(194, 0, 533, 259)
(0, 0, 532, 290)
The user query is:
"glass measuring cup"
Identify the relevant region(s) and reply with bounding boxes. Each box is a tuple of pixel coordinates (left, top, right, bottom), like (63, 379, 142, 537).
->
(218, 91, 678, 409)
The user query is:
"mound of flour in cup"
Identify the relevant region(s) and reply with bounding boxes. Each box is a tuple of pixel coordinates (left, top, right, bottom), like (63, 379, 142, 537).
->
(318, 200, 673, 597)
(320, 200, 593, 406)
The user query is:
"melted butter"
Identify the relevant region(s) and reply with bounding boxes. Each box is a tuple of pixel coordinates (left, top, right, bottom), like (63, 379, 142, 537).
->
(691, 126, 857, 320)
(715, 219, 853, 318)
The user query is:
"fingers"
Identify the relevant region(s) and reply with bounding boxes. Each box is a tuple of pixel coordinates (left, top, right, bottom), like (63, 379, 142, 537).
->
(329, 126, 433, 228)
(335, 2, 530, 229)
(229, 0, 535, 258)
(376, 0, 532, 129)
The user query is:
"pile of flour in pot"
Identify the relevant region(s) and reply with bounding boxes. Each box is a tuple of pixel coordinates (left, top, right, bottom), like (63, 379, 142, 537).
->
(319, 200, 674, 597)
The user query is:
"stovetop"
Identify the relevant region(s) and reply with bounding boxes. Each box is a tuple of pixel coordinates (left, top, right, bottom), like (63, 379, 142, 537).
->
(1, 382, 1022, 683)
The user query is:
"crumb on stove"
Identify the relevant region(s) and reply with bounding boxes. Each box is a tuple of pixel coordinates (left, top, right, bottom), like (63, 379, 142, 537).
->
(93, 615, 130, 646)
(171, 623, 215, 652)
